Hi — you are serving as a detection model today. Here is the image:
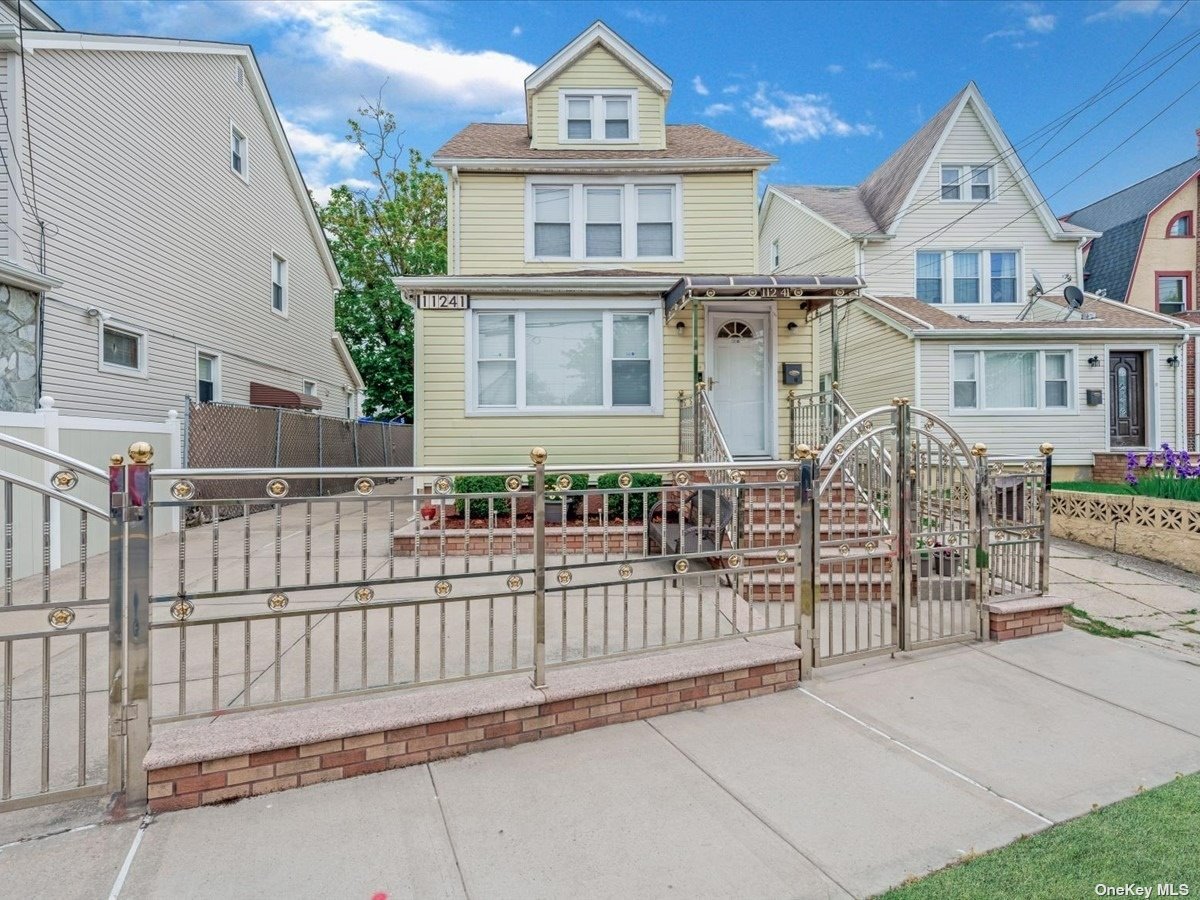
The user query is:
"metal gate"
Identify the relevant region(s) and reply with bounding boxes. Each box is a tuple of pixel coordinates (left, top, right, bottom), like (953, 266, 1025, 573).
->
(804, 399, 1052, 667)
(0, 434, 145, 813)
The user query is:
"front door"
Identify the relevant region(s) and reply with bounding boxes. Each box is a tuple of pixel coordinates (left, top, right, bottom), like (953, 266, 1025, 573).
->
(1109, 351, 1147, 448)
(708, 311, 771, 457)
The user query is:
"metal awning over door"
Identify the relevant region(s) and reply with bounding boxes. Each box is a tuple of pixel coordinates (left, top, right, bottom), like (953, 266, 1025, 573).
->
(663, 275, 867, 319)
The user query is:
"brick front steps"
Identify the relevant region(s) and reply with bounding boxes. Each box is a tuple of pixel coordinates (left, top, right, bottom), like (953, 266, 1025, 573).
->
(144, 636, 802, 813)
(987, 595, 1069, 641)
(394, 524, 647, 557)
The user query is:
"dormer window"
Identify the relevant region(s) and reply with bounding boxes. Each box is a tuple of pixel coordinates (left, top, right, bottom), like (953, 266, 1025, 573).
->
(941, 165, 992, 201)
(559, 90, 637, 143)
(1167, 212, 1192, 237)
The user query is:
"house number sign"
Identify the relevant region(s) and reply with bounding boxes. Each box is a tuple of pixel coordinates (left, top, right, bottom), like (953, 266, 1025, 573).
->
(418, 293, 470, 310)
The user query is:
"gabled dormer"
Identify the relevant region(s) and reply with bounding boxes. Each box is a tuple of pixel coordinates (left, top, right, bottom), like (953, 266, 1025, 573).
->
(524, 21, 671, 151)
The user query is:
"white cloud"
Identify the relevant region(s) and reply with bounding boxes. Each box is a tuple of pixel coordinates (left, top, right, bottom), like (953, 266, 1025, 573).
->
(747, 85, 875, 143)
(511, 25, 522, 37)
(1026, 12, 1056, 31)
(826, 64, 844, 75)
(984, 27, 1023, 41)
(692, 75, 709, 96)
(279, 115, 362, 196)
(722, 84, 740, 95)
(866, 59, 916, 80)
(703, 102, 734, 117)
(247, 1, 534, 111)
(1085, 0, 1168, 22)
(623, 7, 667, 25)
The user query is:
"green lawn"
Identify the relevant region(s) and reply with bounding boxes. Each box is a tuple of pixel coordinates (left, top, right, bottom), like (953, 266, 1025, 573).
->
(878, 773, 1200, 899)
(1054, 481, 1135, 496)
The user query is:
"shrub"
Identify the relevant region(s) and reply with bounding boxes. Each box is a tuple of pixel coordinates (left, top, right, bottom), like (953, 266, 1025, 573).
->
(1125, 445, 1200, 503)
(452, 475, 511, 517)
(531, 472, 590, 500)
(596, 472, 662, 520)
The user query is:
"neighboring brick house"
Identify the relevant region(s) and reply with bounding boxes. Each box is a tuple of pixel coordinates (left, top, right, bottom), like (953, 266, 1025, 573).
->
(1064, 136, 1200, 447)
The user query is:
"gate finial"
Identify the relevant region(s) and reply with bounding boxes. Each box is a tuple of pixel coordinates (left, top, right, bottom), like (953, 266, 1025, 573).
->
(793, 443, 813, 460)
(128, 442, 153, 464)
(971, 442, 987, 457)
(1039, 442, 1054, 456)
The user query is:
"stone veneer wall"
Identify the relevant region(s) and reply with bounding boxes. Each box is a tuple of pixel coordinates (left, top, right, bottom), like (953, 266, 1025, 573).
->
(0, 284, 38, 412)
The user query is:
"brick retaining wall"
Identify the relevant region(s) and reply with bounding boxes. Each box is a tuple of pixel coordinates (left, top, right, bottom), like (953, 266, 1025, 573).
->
(147, 659, 800, 813)
(989, 607, 1064, 641)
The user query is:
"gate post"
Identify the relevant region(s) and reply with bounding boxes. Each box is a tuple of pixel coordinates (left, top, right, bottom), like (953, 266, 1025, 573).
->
(973, 443, 990, 639)
(124, 442, 153, 810)
(794, 444, 817, 678)
(106, 452, 128, 814)
(531, 447, 547, 688)
(1039, 442, 1054, 596)
(893, 399, 914, 652)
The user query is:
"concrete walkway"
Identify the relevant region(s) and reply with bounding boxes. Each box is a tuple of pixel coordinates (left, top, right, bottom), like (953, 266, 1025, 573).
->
(6, 617, 1200, 899)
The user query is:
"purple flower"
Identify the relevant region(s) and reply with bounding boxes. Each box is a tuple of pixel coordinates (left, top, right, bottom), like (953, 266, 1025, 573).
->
(1125, 471, 1139, 486)
(1144, 451, 1155, 467)
(1126, 451, 1138, 468)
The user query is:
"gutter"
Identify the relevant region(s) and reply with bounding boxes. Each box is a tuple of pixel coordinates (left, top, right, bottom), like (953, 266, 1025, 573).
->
(394, 275, 678, 295)
(430, 156, 776, 173)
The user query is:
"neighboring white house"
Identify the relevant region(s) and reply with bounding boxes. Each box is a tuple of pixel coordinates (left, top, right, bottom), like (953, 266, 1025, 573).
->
(0, 0, 362, 422)
(759, 81, 1194, 476)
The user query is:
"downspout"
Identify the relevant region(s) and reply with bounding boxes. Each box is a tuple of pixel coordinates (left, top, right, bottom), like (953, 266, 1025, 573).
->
(450, 165, 461, 275)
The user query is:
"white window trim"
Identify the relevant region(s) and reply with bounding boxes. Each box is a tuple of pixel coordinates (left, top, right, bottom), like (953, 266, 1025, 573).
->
(196, 349, 222, 402)
(940, 164, 993, 203)
(557, 88, 639, 144)
(97, 321, 149, 379)
(271, 253, 289, 317)
(229, 120, 249, 183)
(464, 297, 664, 417)
(949, 345, 1076, 415)
(525, 175, 684, 264)
(913, 249, 1022, 305)
(303, 380, 317, 396)
(771, 238, 781, 271)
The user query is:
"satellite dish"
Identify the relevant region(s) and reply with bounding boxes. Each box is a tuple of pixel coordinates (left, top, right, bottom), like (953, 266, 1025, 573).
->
(1064, 285, 1084, 309)
(1031, 269, 1045, 297)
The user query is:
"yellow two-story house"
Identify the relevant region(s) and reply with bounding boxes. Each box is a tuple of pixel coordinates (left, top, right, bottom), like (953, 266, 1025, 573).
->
(397, 21, 864, 468)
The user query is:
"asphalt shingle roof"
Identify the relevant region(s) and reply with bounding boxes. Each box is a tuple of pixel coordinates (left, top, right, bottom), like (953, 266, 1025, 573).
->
(775, 185, 882, 235)
(1065, 154, 1200, 301)
(771, 86, 968, 236)
(432, 123, 775, 163)
(863, 293, 1186, 332)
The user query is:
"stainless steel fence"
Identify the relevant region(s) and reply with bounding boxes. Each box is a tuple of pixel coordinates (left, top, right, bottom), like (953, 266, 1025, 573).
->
(789, 387, 853, 451)
(0, 433, 120, 813)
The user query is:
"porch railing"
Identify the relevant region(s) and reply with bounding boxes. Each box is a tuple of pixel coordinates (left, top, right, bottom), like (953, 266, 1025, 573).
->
(788, 387, 855, 451)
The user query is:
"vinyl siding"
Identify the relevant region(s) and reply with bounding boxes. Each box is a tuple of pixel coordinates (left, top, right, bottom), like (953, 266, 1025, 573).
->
(1126, 176, 1198, 311)
(758, 193, 856, 276)
(865, 102, 1081, 314)
(456, 170, 758, 275)
(416, 297, 813, 467)
(815, 304, 915, 414)
(529, 44, 666, 151)
(918, 339, 1182, 464)
(19, 48, 355, 420)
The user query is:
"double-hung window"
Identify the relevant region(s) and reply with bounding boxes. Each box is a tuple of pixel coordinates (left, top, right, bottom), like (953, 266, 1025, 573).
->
(230, 123, 248, 180)
(1156, 274, 1188, 314)
(941, 165, 992, 201)
(471, 306, 658, 413)
(585, 187, 622, 258)
(528, 180, 680, 261)
(271, 254, 288, 314)
(197, 353, 218, 402)
(952, 349, 1072, 411)
(560, 91, 636, 143)
(533, 187, 572, 258)
(916, 250, 1020, 304)
(771, 239, 781, 270)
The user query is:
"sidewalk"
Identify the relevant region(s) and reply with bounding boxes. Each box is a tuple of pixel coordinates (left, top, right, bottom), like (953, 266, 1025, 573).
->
(6, 542, 1200, 898)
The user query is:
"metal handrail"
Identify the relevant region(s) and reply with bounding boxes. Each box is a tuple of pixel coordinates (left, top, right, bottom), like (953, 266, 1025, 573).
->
(0, 431, 108, 482)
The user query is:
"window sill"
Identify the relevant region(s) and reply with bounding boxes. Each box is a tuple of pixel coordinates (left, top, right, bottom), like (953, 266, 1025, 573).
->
(556, 138, 640, 146)
(466, 407, 663, 418)
(524, 256, 683, 265)
(229, 167, 250, 186)
(950, 408, 1077, 416)
(270, 306, 289, 319)
(98, 363, 149, 380)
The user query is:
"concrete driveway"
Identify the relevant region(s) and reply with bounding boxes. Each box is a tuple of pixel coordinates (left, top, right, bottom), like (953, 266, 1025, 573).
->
(6, 615, 1200, 900)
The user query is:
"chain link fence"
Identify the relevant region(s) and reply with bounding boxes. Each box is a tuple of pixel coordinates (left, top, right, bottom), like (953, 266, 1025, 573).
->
(183, 400, 413, 507)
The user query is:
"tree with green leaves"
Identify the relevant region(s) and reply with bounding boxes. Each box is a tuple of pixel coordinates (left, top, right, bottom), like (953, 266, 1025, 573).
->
(318, 101, 446, 420)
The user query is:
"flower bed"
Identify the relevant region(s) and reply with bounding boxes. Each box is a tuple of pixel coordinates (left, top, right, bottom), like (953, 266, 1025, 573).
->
(1121, 444, 1200, 501)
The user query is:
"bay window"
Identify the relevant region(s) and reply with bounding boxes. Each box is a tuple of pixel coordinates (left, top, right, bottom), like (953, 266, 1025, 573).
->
(471, 305, 660, 413)
(952, 349, 1073, 411)
(915, 249, 1020, 304)
(559, 90, 637, 143)
(527, 178, 681, 262)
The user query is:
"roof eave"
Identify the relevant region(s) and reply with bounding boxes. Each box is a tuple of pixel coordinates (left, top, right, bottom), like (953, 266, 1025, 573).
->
(430, 155, 776, 172)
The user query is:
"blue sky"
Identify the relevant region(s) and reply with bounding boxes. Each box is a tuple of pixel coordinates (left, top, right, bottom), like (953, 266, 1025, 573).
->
(40, 0, 1200, 212)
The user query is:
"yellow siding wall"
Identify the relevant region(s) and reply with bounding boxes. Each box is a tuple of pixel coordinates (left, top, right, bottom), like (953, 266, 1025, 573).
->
(816, 305, 915, 413)
(416, 300, 814, 467)
(1126, 176, 1198, 309)
(758, 193, 857, 276)
(529, 44, 666, 150)
(456, 171, 758, 275)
